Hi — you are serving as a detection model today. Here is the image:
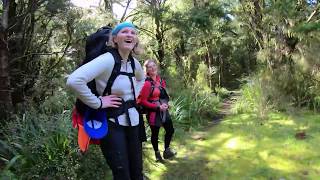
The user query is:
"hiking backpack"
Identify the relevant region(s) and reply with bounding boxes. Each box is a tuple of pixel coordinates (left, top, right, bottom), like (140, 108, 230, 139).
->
(74, 26, 136, 116)
(145, 77, 169, 102)
(72, 25, 146, 152)
(138, 77, 170, 114)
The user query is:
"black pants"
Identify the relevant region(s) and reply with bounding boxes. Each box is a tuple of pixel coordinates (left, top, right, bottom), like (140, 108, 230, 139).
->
(100, 121, 143, 180)
(150, 119, 174, 152)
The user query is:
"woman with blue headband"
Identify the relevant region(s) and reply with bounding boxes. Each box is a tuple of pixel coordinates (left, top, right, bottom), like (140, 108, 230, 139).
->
(67, 22, 145, 179)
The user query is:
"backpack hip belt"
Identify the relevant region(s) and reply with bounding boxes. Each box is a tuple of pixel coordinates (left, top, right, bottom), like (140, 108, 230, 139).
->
(106, 99, 137, 126)
(145, 99, 161, 112)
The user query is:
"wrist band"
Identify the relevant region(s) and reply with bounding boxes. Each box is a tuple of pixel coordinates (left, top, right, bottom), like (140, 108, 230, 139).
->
(98, 97, 103, 109)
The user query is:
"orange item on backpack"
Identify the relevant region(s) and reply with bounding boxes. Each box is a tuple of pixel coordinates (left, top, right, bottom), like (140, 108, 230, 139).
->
(72, 107, 100, 152)
(77, 123, 90, 152)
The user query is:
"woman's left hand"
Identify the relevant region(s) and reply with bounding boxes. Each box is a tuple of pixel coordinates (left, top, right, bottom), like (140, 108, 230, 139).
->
(159, 104, 168, 111)
(100, 95, 122, 108)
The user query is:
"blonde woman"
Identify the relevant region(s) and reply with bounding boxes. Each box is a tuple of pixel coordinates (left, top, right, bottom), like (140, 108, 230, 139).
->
(67, 22, 145, 180)
(138, 59, 176, 162)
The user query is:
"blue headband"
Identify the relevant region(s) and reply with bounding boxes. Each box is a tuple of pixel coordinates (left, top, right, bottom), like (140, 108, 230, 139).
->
(111, 22, 136, 36)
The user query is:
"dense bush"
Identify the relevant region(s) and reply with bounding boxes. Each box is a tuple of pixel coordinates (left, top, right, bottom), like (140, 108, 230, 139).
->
(0, 93, 110, 179)
(169, 86, 220, 129)
(231, 76, 271, 120)
(232, 67, 320, 118)
(0, 110, 78, 179)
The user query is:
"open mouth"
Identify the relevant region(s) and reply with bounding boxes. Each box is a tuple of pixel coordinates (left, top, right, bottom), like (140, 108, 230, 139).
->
(125, 39, 133, 43)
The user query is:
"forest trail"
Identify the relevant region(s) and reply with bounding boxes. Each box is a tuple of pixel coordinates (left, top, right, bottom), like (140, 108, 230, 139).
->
(191, 90, 241, 147)
(145, 91, 320, 179)
(212, 90, 242, 125)
(190, 90, 241, 141)
(145, 91, 244, 179)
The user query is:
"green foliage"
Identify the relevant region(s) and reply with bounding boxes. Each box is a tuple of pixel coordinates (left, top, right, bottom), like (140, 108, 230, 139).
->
(232, 77, 271, 120)
(294, 22, 320, 33)
(195, 62, 212, 91)
(0, 2, 3, 13)
(3, 0, 320, 178)
(0, 110, 78, 178)
(0, 95, 110, 179)
(215, 86, 230, 99)
(164, 62, 222, 129)
(144, 111, 320, 179)
(45, 0, 71, 14)
(169, 86, 220, 129)
(74, 146, 111, 179)
(235, 0, 320, 112)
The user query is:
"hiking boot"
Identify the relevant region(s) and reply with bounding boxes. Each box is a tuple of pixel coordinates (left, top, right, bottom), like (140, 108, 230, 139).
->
(155, 151, 163, 162)
(163, 147, 177, 159)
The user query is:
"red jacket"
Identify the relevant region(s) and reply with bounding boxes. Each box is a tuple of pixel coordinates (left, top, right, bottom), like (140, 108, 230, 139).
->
(138, 75, 166, 126)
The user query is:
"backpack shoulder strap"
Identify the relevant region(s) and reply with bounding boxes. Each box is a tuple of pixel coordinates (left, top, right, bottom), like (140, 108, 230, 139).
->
(145, 77, 156, 99)
(129, 54, 135, 74)
(126, 54, 136, 101)
(103, 48, 122, 96)
(102, 49, 136, 96)
(159, 77, 163, 87)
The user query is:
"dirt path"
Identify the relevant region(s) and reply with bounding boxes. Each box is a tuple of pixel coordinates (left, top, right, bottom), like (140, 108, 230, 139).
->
(210, 90, 241, 125)
(145, 91, 320, 179)
(144, 91, 243, 179)
(190, 90, 241, 144)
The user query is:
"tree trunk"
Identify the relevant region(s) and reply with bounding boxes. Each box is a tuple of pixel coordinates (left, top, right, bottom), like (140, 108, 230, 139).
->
(219, 55, 223, 87)
(156, 31, 165, 69)
(154, 9, 165, 69)
(204, 40, 215, 90)
(148, 0, 166, 69)
(0, 0, 12, 118)
(104, 0, 113, 13)
(252, 0, 263, 49)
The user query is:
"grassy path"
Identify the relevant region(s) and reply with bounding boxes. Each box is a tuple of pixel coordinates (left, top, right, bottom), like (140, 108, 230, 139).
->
(143, 93, 320, 180)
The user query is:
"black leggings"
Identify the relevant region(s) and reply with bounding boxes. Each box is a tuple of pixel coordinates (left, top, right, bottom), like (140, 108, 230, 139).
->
(150, 120, 174, 152)
(100, 121, 143, 180)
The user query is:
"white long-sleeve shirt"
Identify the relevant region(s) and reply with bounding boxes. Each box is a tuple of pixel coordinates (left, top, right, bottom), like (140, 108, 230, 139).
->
(66, 52, 145, 126)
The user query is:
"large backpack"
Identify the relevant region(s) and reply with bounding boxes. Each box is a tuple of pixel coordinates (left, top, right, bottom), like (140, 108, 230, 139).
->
(74, 26, 136, 116)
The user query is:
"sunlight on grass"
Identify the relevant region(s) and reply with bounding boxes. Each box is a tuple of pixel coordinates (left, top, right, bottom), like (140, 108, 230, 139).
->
(268, 156, 297, 172)
(225, 137, 238, 149)
(144, 111, 320, 179)
(224, 137, 256, 150)
(268, 119, 296, 126)
(258, 150, 269, 160)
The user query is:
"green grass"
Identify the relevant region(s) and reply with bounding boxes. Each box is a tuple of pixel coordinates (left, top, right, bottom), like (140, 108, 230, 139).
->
(143, 111, 320, 180)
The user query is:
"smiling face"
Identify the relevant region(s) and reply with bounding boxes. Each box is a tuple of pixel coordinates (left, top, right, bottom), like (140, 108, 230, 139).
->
(113, 27, 138, 52)
(145, 61, 158, 77)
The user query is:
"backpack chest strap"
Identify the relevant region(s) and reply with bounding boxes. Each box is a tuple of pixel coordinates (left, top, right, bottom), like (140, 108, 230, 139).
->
(103, 49, 136, 96)
(146, 77, 163, 99)
(118, 72, 135, 77)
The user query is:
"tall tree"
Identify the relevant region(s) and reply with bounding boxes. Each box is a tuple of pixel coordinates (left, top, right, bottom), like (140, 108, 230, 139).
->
(0, 0, 12, 118)
(2, 0, 81, 111)
(134, 0, 171, 69)
(236, 0, 320, 107)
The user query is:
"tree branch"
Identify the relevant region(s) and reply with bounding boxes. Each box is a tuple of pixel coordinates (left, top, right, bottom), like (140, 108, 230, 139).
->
(10, 52, 66, 64)
(307, 4, 319, 23)
(137, 26, 156, 39)
(45, 22, 73, 72)
(120, 0, 132, 22)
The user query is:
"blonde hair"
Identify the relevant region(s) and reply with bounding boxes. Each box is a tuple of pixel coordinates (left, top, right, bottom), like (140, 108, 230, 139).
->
(143, 59, 158, 76)
(107, 32, 143, 56)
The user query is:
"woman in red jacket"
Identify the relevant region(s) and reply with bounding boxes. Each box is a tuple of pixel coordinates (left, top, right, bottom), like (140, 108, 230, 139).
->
(138, 59, 176, 162)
